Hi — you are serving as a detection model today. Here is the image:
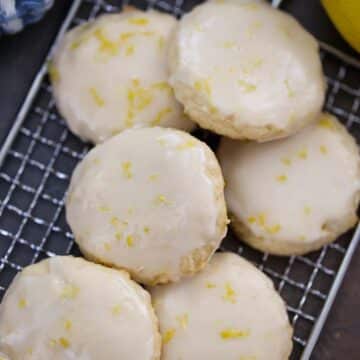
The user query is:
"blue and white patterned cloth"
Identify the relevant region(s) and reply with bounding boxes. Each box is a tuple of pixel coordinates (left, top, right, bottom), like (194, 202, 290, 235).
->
(0, 0, 54, 34)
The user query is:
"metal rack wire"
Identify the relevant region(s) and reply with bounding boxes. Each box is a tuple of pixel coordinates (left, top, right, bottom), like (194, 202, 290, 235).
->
(0, 0, 359, 359)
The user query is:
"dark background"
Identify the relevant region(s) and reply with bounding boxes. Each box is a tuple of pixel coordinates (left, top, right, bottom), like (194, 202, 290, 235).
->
(0, 1, 359, 358)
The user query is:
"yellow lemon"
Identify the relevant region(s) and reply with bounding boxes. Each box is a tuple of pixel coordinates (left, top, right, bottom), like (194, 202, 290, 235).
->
(321, 0, 360, 52)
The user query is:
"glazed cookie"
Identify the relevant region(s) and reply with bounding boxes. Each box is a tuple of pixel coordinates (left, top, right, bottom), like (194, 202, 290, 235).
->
(66, 127, 227, 285)
(50, 9, 194, 144)
(218, 113, 360, 255)
(169, 0, 325, 141)
(0, 256, 160, 360)
(151, 252, 293, 360)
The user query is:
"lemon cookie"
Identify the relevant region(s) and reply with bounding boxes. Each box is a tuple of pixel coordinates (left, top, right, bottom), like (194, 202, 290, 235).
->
(169, 0, 325, 141)
(151, 252, 293, 360)
(66, 127, 227, 285)
(218, 113, 360, 255)
(0, 256, 160, 360)
(50, 9, 194, 144)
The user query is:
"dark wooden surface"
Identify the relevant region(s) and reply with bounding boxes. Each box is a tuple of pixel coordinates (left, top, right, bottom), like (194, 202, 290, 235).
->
(0, 1, 359, 358)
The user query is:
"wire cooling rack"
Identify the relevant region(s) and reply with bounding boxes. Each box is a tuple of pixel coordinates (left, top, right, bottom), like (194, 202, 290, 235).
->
(0, 0, 359, 358)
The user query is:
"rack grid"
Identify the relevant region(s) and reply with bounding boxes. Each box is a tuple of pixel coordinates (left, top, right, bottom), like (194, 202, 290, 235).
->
(0, 1, 359, 359)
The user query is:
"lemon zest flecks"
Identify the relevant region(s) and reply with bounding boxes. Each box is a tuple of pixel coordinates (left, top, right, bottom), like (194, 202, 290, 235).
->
(241, 2, 259, 10)
(258, 213, 266, 227)
(210, 104, 219, 114)
(125, 108, 135, 127)
(241, 58, 263, 75)
(157, 36, 165, 50)
(206, 282, 216, 289)
(126, 235, 134, 247)
(284, 79, 295, 98)
(223, 283, 236, 303)
(155, 194, 171, 205)
(122, 30, 154, 45)
(281, 157, 292, 166)
(122, 161, 133, 179)
(110, 216, 120, 227)
(265, 224, 282, 234)
(318, 116, 335, 130)
(120, 32, 136, 41)
(304, 206, 312, 215)
(143, 226, 150, 234)
(94, 28, 119, 56)
(148, 174, 159, 181)
(112, 304, 121, 315)
(126, 79, 154, 126)
(194, 79, 212, 97)
(131, 80, 154, 110)
(50, 337, 70, 348)
(247, 216, 256, 224)
(248, 213, 281, 234)
(223, 41, 236, 49)
(128, 17, 149, 26)
(220, 328, 250, 340)
(176, 139, 197, 150)
(115, 232, 123, 241)
(49, 339, 57, 347)
(320, 145, 328, 154)
(61, 284, 79, 300)
(49, 338, 57, 347)
(98, 205, 111, 213)
(70, 24, 92, 50)
(48, 61, 60, 83)
(247, 213, 265, 226)
(150, 107, 172, 126)
(89, 87, 105, 107)
(238, 80, 257, 93)
(70, 39, 82, 50)
(18, 298, 27, 309)
(125, 44, 135, 56)
(176, 313, 189, 329)
(163, 329, 176, 344)
(276, 174, 288, 183)
(59, 337, 70, 348)
(152, 82, 172, 94)
(297, 148, 308, 160)
(64, 319, 72, 331)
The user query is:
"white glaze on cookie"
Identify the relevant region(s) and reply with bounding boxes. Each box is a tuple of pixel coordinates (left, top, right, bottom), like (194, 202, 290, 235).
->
(0, 256, 160, 360)
(169, 0, 325, 141)
(151, 252, 293, 360)
(66, 127, 227, 284)
(218, 113, 360, 255)
(51, 10, 194, 143)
